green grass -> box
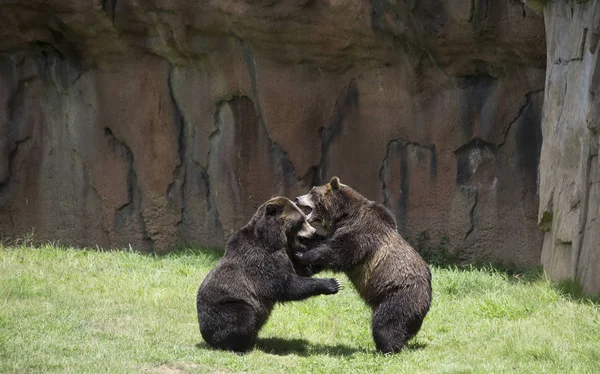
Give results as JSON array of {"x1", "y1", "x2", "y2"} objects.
[{"x1": 1, "y1": 245, "x2": 599, "y2": 373}]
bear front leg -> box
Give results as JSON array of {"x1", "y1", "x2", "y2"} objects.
[
  {"x1": 296, "y1": 233, "x2": 366, "y2": 272},
  {"x1": 294, "y1": 243, "x2": 332, "y2": 266},
  {"x1": 295, "y1": 242, "x2": 358, "y2": 272},
  {"x1": 279, "y1": 275, "x2": 341, "y2": 302}
]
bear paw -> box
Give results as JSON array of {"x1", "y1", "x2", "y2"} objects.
[
  {"x1": 294, "y1": 252, "x2": 307, "y2": 263},
  {"x1": 324, "y1": 278, "x2": 343, "y2": 294}
]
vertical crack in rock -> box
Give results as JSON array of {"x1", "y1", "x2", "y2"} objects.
[
  {"x1": 105, "y1": 127, "x2": 153, "y2": 247},
  {"x1": 484, "y1": 0, "x2": 490, "y2": 20},
  {"x1": 102, "y1": 0, "x2": 118, "y2": 24},
  {"x1": 0, "y1": 136, "x2": 31, "y2": 241},
  {"x1": 166, "y1": 67, "x2": 186, "y2": 230},
  {"x1": 379, "y1": 138, "x2": 434, "y2": 235},
  {"x1": 464, "y1": 187, "x2": 479, "y2": 241},
  {"x1": 167, "y1": 71, "x2": 225, "y2": 244},
  {"x1": 318, "y1": 79, "x2": 358, "y2": 184},
  {"x1": 8, "y1": 206, "x2": 16, "y2": 234},
  {"x1": 1, "y1": 75, "x2": 37, "y2": 189},
  {"x1": 240, "y1": 39, "x2": 266, "y2": 130},
  {"x1": 0, "y1": 136, "x2": 31, "y2": 189},
  {"x1": 70, "y1": 70, "x2": 85, "y2": 86},
  {"x1": 519, "y1": 1, "x2": 527, "y2": 18},
  {"x1": 240, "y1": 40, "x2": 298, "y2": 189},
  {"x1": 397, "y1": 142, "x2": 409, "y2": 235},
  {"x1": 591, "y1": 4, "x2": 600, "y2": 54},
  {"x1": 498, "y1": 89, "x2": 544, "y2": 148},
  {"x1": 430, "y1": 145, "x2": 438, "y2": 182},
  {"x1": 200, "y1": 104, "x2": 224, "y2": 235},
  {"x1": 302, "y1": 79, "x2": 358, "y2": 187},
  {"x1": 454, "y1": 139, "x2": 495, "y2": 247},
  {"x1": 195, "y1": 150, "x2": 224, "y2": 244},
  {"x1": 468, "y1": 0, "x2": 476, "y2": 23},
  {"x1": 495, "y1": 88, "x2": 543, "y2": 200},
  {"x1": 106, "y1": 128, "x2": 134, "y2": 212},
  {"x1": 379, "y1": 139, "x2": 395, "y2": 208},
  {"x1": 575, "y1": 153, "x2": 595, "y2": 274},
  {"x1": 571, "y1": 28, "x2": 588, "y2": 62},
  {"x1": 468, "y1": 0, "x2": 489, "y2": 27}
]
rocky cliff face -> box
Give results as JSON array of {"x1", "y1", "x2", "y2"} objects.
[
  {"x1": 0, "y1": 1, "x2": 546, "y2": 268},
  {"x1": 537, "y1": 0, "x2": 600, "y2": 295}
]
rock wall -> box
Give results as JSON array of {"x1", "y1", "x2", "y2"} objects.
[
  {"x1": 0, "y1": 1, "x2": 546, "y2": 268},
  {"x1": 537, "y1": 0, "x2": 600, "y2": 295}
]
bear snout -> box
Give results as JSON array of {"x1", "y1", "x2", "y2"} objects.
[
  {"x1": 294, "y1": 194, "x2": 315, "y2": 211},
  {"x1": 297, "y1": 222, "x2": 317, "y2": 239}
]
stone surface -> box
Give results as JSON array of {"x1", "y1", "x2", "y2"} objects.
[
  {"x1": 538, "y1": 0, "x2": 600, "y2": 295},
  {"x1": 0, "y1": 0, "x2": 546, "y2": 266}
]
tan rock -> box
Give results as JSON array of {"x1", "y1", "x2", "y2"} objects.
[{"x1": 0, "y1": 0, "x2": 546, "y2": 269}]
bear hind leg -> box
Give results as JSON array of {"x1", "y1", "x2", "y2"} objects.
[
  {"x1": 372, "y1": 314, "x2": 409, "y2": 354},
  {"x1": 200, "y1": 301, "x2": 259, "y2": 353},
  {"x1": 371, "y1": 296, "x2": 426, "y2": 354}
]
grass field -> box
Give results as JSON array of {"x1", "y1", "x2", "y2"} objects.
[{"x1": 1, "y1": 245, "x2": 599, "y2": 373}]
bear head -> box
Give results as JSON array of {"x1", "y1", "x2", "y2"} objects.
[
  {"x1": 294, "y1": 176, "x2": 363, "y2": 231},
  {"x1": 251, "y1": 196, "x2": 317, "y2": 250}
]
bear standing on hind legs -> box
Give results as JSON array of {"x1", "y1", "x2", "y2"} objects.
[
  {"x1": 196, "y1": 196, "x2": 341, "y2": 353},
  {"x1": 294, "y1": 177, "x2": 432, "y2": 353}
]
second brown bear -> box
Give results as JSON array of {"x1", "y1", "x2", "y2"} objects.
[{"x1": 294, "y1": 176, "x2": 432, "y2": 353}]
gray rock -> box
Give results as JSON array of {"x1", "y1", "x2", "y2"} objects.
[{"x1": 538, "y1": 0, "x2": 600, "y2": 296}]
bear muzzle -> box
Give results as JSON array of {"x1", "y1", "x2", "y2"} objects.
[
  {"x1": 294, "y1": 194, "x2": 315, "y2": 216},
  {"x1": 297, "y1": 221, "x2": 317, "y2": 239}
]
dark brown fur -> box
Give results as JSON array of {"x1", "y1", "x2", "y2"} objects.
[
  {"x1": 196, "y1": 196, "x2": 340, "y2": 353},
  {"x1": 288, "y1": 233, "x2": 327, "y2": 277},
  {"x1": 294, "y1": 177, "x2": 432, "y2": 353}
]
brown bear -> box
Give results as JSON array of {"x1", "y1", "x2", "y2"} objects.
[
  {"x1": 294, "y1": 177, "x2": 432, "y2": 353},
  {"x1": 196, "y1": 196, "x2": 341, "y2": 353}
]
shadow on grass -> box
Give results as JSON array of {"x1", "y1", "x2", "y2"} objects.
[
  {"x1": 195, "y1": 339, "x2": 362, "y2": 357},
  {"x1": 554, "y1": 279, "x2": 600, "y2": 304},
  {"x1": 256, "y1": 337, "x2": 364, "y2": 356},
  {"x1": 406, "y1": 340, "x2": 427, "y2": 351},
  {"x1": 197, "y1": 337, "x2": 427, "y2": 357}
]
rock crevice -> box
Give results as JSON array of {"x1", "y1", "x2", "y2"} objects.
[{"x1": 0, "y1": 0, "x2": 548, "y2": 269}]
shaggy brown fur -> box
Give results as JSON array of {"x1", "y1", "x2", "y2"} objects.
[
  {"x1": 197, "y1": 196, "x2": 341, "y2": 353},
  {"x1": 295, "y1": 177, "x2": 432, "y2": 353}
]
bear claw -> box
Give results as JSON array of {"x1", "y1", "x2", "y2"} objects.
[{"x1": 326, "y1": 278, "x2": 342, "y2": 294}]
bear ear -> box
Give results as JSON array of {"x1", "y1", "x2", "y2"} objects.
[
  {"x1": 330, "y1": 176, "x2": 340, "y2": 191},
  {"x1": 270, "y1": 194, "x2": 277, "y2": 199},
  {"x1": 265, "y1": 202, "x2": 280, "y2": 216}
]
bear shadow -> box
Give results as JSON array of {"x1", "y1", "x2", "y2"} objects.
[
  {"x1": 406, "y1": 340, "x2": 427, "y2": 351},
  {"x1": 196, "y1": 338, "x2": 427, "y2": 356},
  {"x1": 195, "y1": 338, "x2": 364, "y2": 357},
  {"x1": 255, "y1": 337, "x2": 363, "y2": 357}
]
